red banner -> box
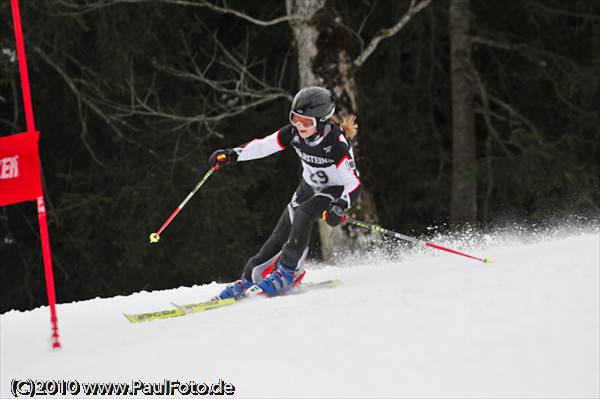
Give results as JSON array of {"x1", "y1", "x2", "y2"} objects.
[{"x1": 0, "y1": 131, "x2": 42, "y2": 206}]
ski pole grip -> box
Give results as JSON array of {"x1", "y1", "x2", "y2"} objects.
[{"x1": 212, "y1": 153, "x2": 227, "y2": 171}]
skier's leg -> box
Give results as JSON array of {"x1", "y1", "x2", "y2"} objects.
[
  {"x1": 217, "y1": 208, "x2": 292, "y2": 299},
  {"x1": 249, "y1": 186, "x2": 343, "y2": 296},
  {"x1": 240, "y1": 181, "x2": 315, "y2": 283},
  {"x1": 279, "y1": 194, "x2": 331, "y2": 268},
  {"x1": 241, "y1": 205, "x2": 292, "y2": 282}
]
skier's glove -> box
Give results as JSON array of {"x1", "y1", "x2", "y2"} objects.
[
  {"x1": 209, "y1": 149, "x2": 238, "y2": 169},
  {"x1": 322, "y1": 198, "x2": 348, "y2": 227}
]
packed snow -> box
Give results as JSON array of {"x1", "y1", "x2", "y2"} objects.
[{"x1": 1, "y1": 227, "x2": 599, "y2": 398}]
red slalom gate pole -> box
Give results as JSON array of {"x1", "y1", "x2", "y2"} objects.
[
  {"x1": 11, "y1": 0, "x2": 61, "y2": 348},
  {"x1": 344, "y1": 218, "x2": 492, "y2": 264},
  {"x1": 37, "y1": 198, "x2": 61, "y2": 347},
  {"x1": 11, "y1": 0, "x2": 35, "y2": 133}
]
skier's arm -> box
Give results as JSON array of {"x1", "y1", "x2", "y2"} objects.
[
  {"x1": 334, "y1": 137, "x2": 362, "y2": 208},
  {"x1": 236, "y1": 126, "x2": 292, "y2": 162},
  {"x1": 327, "y1": 160, "x2": 361, "y2": 227},
  {"x1": 322, "y1": 175, "x2": 361, "y2": 227},
  {"x1": 209, "y1": 126, "x2": 292, "y2": 169},
  {"x1": 323, "y1": 144, "x2": 362, "y2": 227}
]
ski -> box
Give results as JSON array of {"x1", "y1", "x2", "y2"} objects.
[
  {"x1": 123, "y1": 296, "x2": 239, "y2": 324},
  {"x1": 124, "y1": 279, "x2": 341, "y2": 324},
  {"x1": 172, "y1": 297, "x2": 239, "y2": 315},
  {"x1": 123, "y1": 307, "x2": 186, "y2": 324}
]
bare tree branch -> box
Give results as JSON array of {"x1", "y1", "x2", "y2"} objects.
[
  {"x1": 33, "y1": 45, "x2": 162, "y2": 162},
  {"x1": 96, "y1": 28, "x2": 293, "y2": 133},
  {"x1": 472, "y1": 35, "x2": 587, "y2": 79},
  {"x1": 472, "y1": 35, "x2": 597, "y2": 117},
  {"x1": 0, "y1": 75, "x2": 21, "y2": 133},
  {"x1": 52, "y1": 0, "x2": 306, "y2": 25},
  {"x1": 354, "y1": 0, "x2": 432, "y2": 67},
  {"x1": 471, "y1": 65, "x2": 512, "y2": 156},
  {"x1": 530, "y1": 1, "x2": 600, "y2": 21},
  {"x1": 471, "y1": 36, "x2": 516, "y2": 51},
  {"x1": 485, "y1": 92, "x2": 551, "y2": 158},
  {"x1": 33, "y1": 46, "x2": 106, "y2": 166}
]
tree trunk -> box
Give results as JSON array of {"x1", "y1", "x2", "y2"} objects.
[
  {"x1": 449, "y1": 0, "x2": 477, "y2": 224},
  {"x1": 287, "y1": 0, "x2": 379, "y2": 262}
]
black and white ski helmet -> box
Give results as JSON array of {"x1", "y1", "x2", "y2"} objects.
[{"x1": 291, "y1": 86, "x2": 335, "y2": 123}]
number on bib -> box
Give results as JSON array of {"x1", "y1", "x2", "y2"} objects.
[{"x1": 310, "y1": 170, "x2": 329, "y2": 184}]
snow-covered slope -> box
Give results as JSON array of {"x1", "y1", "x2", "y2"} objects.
[{"x1": 2, "y1": 230, "x2": 599, "y2": 398}]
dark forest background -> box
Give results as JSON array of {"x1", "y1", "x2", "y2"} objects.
[{"x1": 1, "y1": 0, "x2": 598, "y2": 313}]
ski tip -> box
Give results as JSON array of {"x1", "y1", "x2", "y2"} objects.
[
  {"x1": 483, "y1": 257, "x2": 493, "y2": 264},
  {"x1": 123, "y1": 313, "x2": 141, "y2": 324},
  {"x1": 300, "y1": 278, "x2": 342, "y2": 289}
]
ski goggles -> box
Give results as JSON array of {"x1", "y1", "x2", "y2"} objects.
[{"x1": 289, "y1": 111, "x2": 317, "y2": 128}]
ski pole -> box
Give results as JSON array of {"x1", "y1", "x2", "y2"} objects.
[
  {"x1": 343, "y1": 217, "x2": 492, "y2": 264},
  {"x1": 149, "y1": 155, "x2": 225, "y2": 243}
]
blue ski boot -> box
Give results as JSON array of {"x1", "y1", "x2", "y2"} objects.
[
  {"x1": 217, "y1": 279, "x2": 253, "y2": 300},
  {"x1": 245, "y1": 260, "x2": 305, "y2": 297}
]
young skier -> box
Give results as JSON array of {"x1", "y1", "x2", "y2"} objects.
[{"x1": 209, "y1": 86, "x2": 362, "y2": 298}]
